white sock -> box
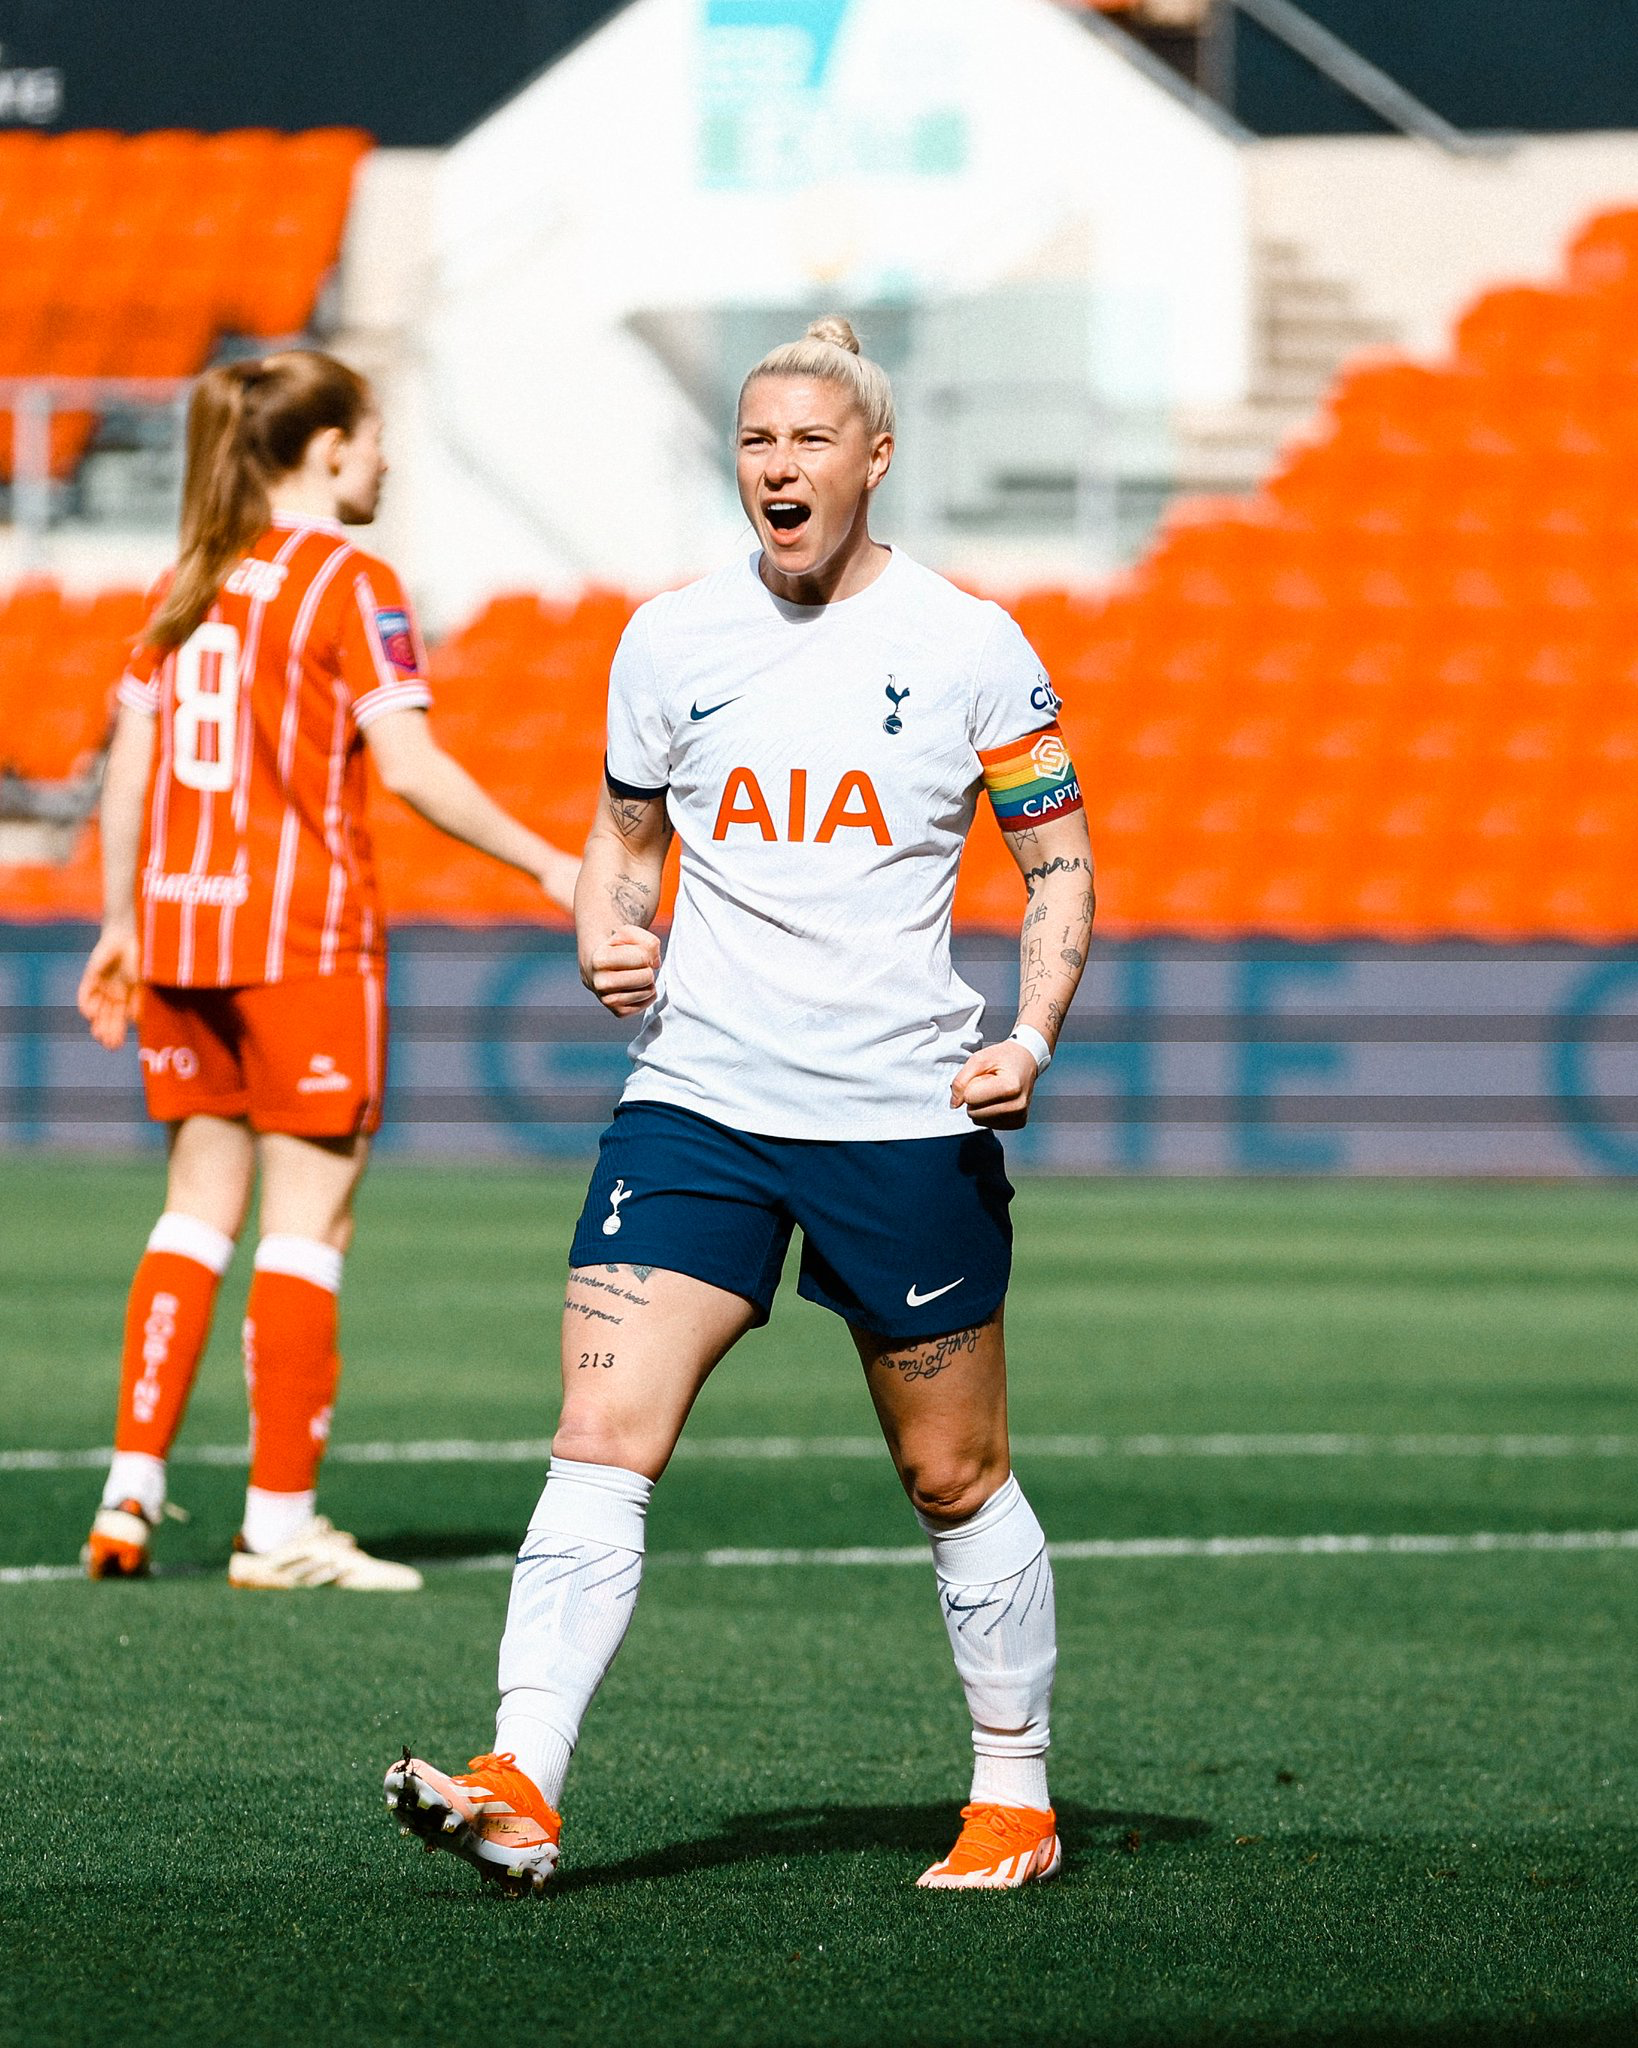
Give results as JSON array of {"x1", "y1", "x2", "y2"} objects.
[
  {"x1": 147, "y1": 1210, "x2": 236, "y2": 1273},
  {"x1": 252, "y1": 1234, "x2": 344, "y2": 1292},
  {"x1": 918, "y1": 1472, "x2": 1057, "y2": 1812},
  {"x1": 494, "y1": 1457, "x2": 653, "y2": 1807},
  {"x1": 101, "y1": 1450, "x2": 168, "y2": 1522},
  {"x1": 241, "y1": 1486, "x2": 317, "y2": 1554}
]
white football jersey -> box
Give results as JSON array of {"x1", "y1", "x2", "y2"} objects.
[{"x1": 604, "y1": 548, "x2": 1057, "y2": 1140}]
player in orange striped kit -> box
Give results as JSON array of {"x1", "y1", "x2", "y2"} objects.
[{"x1": 78, "y1": 350, "x2": 579, "y2": 1589}]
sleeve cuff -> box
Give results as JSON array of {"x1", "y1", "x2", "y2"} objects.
[
  {"x1": 605, "y1": 757, "x2": 668, "y2": 802},
  {"x1": 353, "y1": 681, "x2": 433, "y2": 730},
  {"x1": 115, "y1": 673, "x2": 160, "y2": 716}
]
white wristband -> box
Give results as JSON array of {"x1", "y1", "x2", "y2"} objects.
[{"x1": 1008, "y1": 1024, "x2": 1053, "y2": 1074}]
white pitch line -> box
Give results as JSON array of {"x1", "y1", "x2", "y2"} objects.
[
  {"x1": 6, "y1": 1432, "x2": 1638, "y2": 1476},
  {"x1": 10, "y1": 1525, "x2": 1638, "y2": 1587},
  {"x1": 696, "y1": 1528, "x2": 1638, "y2": 1567}
]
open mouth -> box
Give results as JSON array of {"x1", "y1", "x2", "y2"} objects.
[{"x1": 763, "y1": 499, "x2": 811, "y2": 536}]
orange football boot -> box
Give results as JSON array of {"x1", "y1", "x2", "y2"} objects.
[
  {"x1": 82, "y1": 1499, "x2": 154, "y2": 1579},
  {"x1": 917, "y1": 1802, "x2": 1062, "y2": 1889},
  {"x1": 384, "y1": 1749, "x2": 561, "y2": 1895}
]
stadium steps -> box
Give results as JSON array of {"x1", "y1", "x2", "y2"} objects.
[{"x1": 1175, "y1": 237, "x2": 1399, "y2": 493}]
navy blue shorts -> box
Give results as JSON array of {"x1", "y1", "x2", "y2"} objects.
[{"x1": 567, "y1": 1101, "x2": 1014, "y2": 1341}]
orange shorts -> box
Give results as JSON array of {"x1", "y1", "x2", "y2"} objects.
[{"x1": 137, "y1": 973, "x2": 387, "y2": 1138}]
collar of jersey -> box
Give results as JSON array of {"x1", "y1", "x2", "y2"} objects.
[
  {"x1": 271, "y1": 511, "x2": 350, "y2": 538},
  {"x1": 752, "y1": 542, "x2": 901, "y2": 619}
]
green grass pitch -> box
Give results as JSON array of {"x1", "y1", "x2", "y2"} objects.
[{"x1": 2, "y1": 1161, "x2": 1636, "y2": 2047}]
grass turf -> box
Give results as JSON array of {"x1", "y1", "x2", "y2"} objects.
[{"x1": 2, "y1": 1162, "x2": 1636, "y2": 2046}]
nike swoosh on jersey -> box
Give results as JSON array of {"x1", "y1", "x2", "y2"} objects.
[
  {"x1": 905, "y1": 1278, "x2": 965, "y2": 1307},
  {"x1": 689, "y1": 697, "x2": 740, "y2": 720}
]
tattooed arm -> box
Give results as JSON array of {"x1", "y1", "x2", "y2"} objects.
[
  {"x1": 1007, "y1": 807, "x2": 1096, "y2": 1052},
  {"x1": 576, "y1": 778, "x2": 675, "y2": 1016},
  {"x1": 950, "y1": 806, "x2": 1095, "y2": 1130}
]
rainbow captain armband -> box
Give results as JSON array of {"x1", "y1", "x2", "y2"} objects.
[{"x1": 979, "y1": 723, "x2": 1083, "y2": 834}]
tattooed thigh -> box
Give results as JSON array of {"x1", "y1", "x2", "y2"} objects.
[
  {"x1": 564, "y1": 1262, "x2": 655, "y2": 1339},
  {"x1": 871, "y1": 1323, "x2": 985, "y2": 1384}
]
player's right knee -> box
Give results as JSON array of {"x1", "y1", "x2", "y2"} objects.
[{"x1": 550, "y1": 1415, "x2": 663, "y2": 1479}]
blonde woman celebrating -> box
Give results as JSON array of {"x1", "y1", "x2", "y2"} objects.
[{"x1": 386, "y1": 318, "x2": 1094, "y2": 1888}]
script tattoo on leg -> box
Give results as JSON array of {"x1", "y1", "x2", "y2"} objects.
[
  {"x1": 874, "y1": 1324, "x2": 983, "y2": 1383},
  {"x1": 565, "y1": 1265, "x2": 654, "y2": 1333}
]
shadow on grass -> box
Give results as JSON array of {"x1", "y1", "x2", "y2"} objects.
[
  {"x1": 373, "y1": 1529, "x2": 516, "y2": 1563},
  {"x1": 552, "y1": 1797, "x2": 1209, "y2": 1893}
]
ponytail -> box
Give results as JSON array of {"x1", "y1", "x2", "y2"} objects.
[
  {"x1": 146, "y1": 350, "x2": 371, "y2": 651},
  {"x1": 146, "y1": 362, "x2": 271, "y2": 650}
]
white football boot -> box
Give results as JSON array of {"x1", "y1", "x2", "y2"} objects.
[{"x1": 228, "y1": 1515, "x2": 422, "y2": 1591}]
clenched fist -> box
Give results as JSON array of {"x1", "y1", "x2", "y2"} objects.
[
  {"x1": 582, "y1": 924, "x2": 661, "y2": 1018},
  {"x1": 950, "y1": 1038, "x2": 1040, "y2": 1130}
]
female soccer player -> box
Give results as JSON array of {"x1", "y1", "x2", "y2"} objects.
[
  {"x1": 386, "y1": 318, "x2": 1094, "y2": 1883},
  {"x1": 79, "y1": 349, "x2": 579, "y2": 1591}
]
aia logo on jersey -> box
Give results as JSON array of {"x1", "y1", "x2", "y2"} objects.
[
  {"x1": 713, "y1": 768, "x2": 892, "y2": 845},
  {"x1": 375, "y1": 609, "x2": 419, "y2": 677}
]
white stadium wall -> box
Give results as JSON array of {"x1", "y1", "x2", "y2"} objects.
[
  {"x1": 385, "y1": 0, "x2": 1252, "y2": 628},
  {"x1": 1247, "y1": 132, "x2": 1638, "y2": 364}
]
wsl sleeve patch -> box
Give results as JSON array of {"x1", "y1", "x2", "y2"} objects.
[
  {"x1": 979, "y1": 722, "x2": 1083, "y2": 834},
  {"x1": 374, "y1": 608, "x2": 420, "y2": 678}
]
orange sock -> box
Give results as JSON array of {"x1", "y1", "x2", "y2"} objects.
[
  {"x1": 242, "y1": 1235, "x2": 344, "y2": 1496},
  {"x1": 112, "y1": 1214, "x2": 236, "y2": 1459}
]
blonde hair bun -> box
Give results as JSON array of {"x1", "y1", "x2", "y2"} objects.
[
  {"x1": 738, "y1": 314, "x2": 894, "y2": 437},
  {"x1": 804, "y1": 315, "x2": 861, "y2": 355}
]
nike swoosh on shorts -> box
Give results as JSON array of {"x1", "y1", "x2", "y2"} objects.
[
  {"x1": 690, "y1": 698, "x2": 739, "y2": 720},
  {"x1": 905, "y1": 1278, "x2": 965, "y2": 1307}
]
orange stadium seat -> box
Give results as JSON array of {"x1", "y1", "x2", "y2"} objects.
[
  {"x1": 11, "y1": 205, "x2": 1638, "y2": 941},
  {"x1": 0, "y1": 127, "x2": 371, "y2": 480},
  {"x1": 1565, "y1": 208, "x2": 1638, "y2": 292},
  {"x1": 367, "y1": 591, "x2": 628, "y2": 928},
  {"x1": 0, "y1": 583, "x2": 141, "y2": 784},
  {"x1": 944, "y1": 206, "x2": 1638, "y2": 943}
]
